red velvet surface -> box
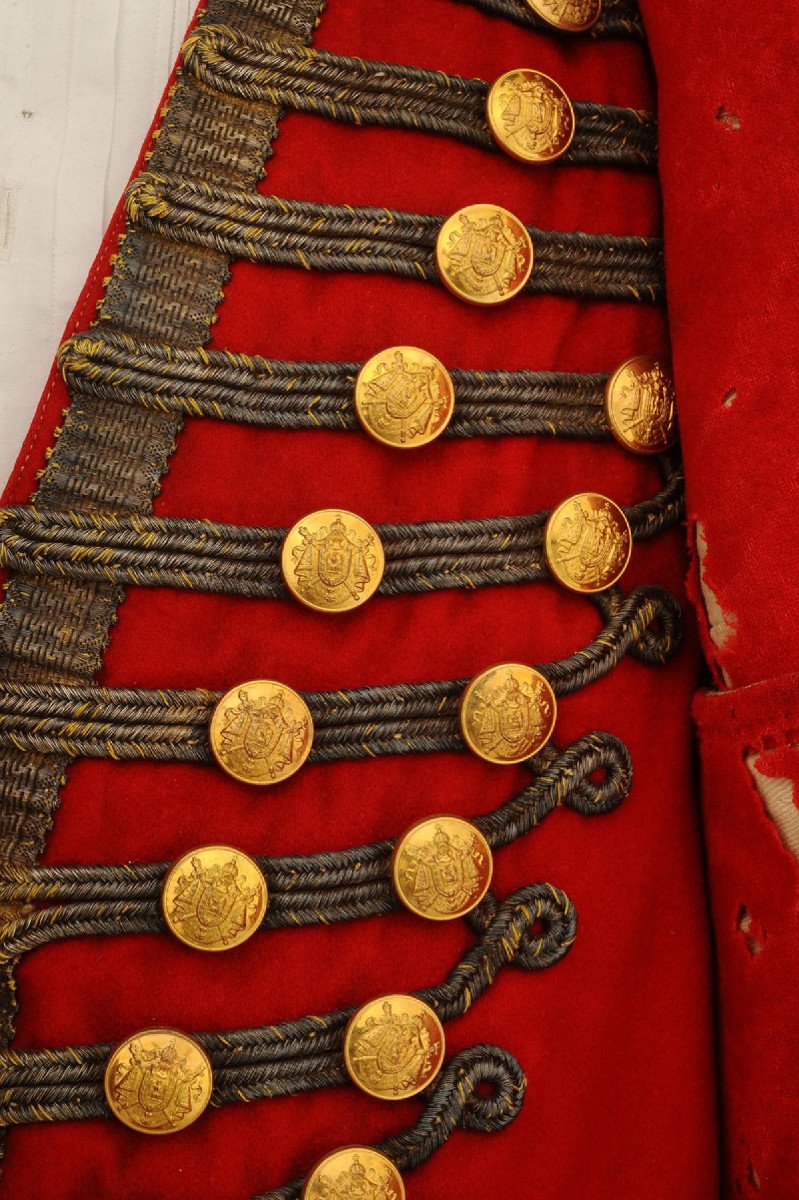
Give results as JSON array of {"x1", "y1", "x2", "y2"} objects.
[{"x1": 0, "y1": 3, "x2": 723, "y2": 1198}]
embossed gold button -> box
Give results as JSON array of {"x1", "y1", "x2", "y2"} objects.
[
  {"x1": 544, "y1": 493, "x2": 632, "y2": 593},
  {"x1": 344, "y1": 993, "x2": 446, "y2": 1100},
  {"x1": 355, "y1": 346, "x2": 455, "y2": 449},
  {"x1": 104, "y1": 1029, "x2": 212, "y2": 1134},
  {"x1": 281, "y1": 509, "x2": 385, "y2": 612},
  {"x1": 435, "y1": 204, "x2": 533, "y2": 306},
  {"x1": 604, "y1": 354, "x2": 678, "y2": 455},
  {"x1": 460, "y1": 663, "x2": 557, "y2": 764},
  {"x1": 523, "y1": 0, "x2": 602, "y2": 33},
  {"x1": 302, "y1": 1147, "x2": 406, "y2": 1200},
  {"x1": 392, "y1": 815, "x2": 493, "y2": 921},
  {"x1": 210, "y1": 680, "x2": 313, "y2": 785},
  {"x1": 162, "y1": 846, "x2": 267, "y2": 951},
  {"x1": 487, "y1": 70, "x2": 575, "y2": 164}
]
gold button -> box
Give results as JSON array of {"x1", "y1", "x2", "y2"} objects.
[
  {"x1": 460, "y1": 663, "x2": 557, "y2": 763},
  {"x1": 392, "y1": 816, "x2": 493, "y2": 920},
  {"x1": 281, "y1": 509, "x2": 385, "y2": 612},
  {"x1": 544, "y1": 493, "x2": 632, "y2": 593},
  {"x1": 162, "y1": 846, "x2": 267, "y2": 951},
  {"x1": 104, "y1": 1029, "x2": 212, "y2": 1134},
  {"x1": 344, "y1": 993, "x2": 446, "y2": 1100},
  {"x1": 355, "y1": 346, "x2": 455, "y2": 449},
  {"x1": 210, "y1": 680, "x2": 313, "y2": 785},
  {"x1": 436, "y1": 204, "x2": 533, "y2": 305},
  {"x1": 302, "y1": 1148, "x2": 405, "y2": 1200},
  {"x1": 604, "y1": 355, "x2": 678, "y2": 455},
  {"x1": 523, "y1": 0, "x2": 602, "y2": 33},
  {"x1": 487, "y1": 70, "x2": 575, "y2": 164}
]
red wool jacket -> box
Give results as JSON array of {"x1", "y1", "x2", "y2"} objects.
[{"x1": 0, "y1": 2, "x2": 796, "y2": 1198}]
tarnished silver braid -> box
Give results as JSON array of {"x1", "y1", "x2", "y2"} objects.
[
  {"x1": 0, "y1": 460, "x2": 683, "y2": 600},
  {"x1": 0, "y1": 885, "x2": 571, "y2": 1125},
  {"x1": 125, "y1": 173, "x2": 664, "y2": 302},
  {"x1": 0, "y1": 587, "x2": 681, "y2": 764},
  {"x1": 58, "y1": 328, "x2": 615, "y2": 441},
  {"x1": 254, "y1": 1044, "x2": 526, "y2": 1200},
  {"x1": 182, "y1": 27, "x2": 656, "y2": 168},
  {"x1": 0, "y1": 733, "x2": 626, "y2": 959},
  {"x1": 455, "y1": 0, "x2": 644, "y2": 38}
]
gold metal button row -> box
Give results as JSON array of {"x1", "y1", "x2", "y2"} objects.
[
  {"x1": 356, "y1": 349, "x2": 676, "y2": 453},
  {"x1": 209, "y1": 662, "x2": 560, "y2": 786}
]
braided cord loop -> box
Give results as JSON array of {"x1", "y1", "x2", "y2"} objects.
[{"x1": 124, "y1": 172, "x2": 664, "y2": 303}]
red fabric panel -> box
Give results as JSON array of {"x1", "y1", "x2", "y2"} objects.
[
  {"x1": 1, "y1": 4, "x2": 719, "y2": 1199},
  {"x1": 642, "y1": 4, "x2": 799, "y2": 1196}
]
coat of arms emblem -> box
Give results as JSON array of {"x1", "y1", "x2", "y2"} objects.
[
  {"x1": 538, "y1": 0, "x2": 597, "y2": 23},
  {"x1": 497, "y1": 74, "x2": 570, "y2": 158},
  {"x1": 217, "y1": 686, "x2": 309, "y2": 781},
  {"x1": 108, "y1": 1037, "x2": 206, "y2": 1132},
  {"x1": 618, "y1": 361, "x2": 675, "y2": 450},
  {"x1": 443, "y1": 210, "x2": 528, "y2": 299},
  {"x1": 290, "y1": 513, "x2": 378, "y2": 608},
  {"x1": 348, "y1": 1000, "x2": 441, "y2": 1096},
  {"x1": 469, "y1": 671, "x2": 553, "y2": 760},
  {"x1": 360, "y1": 351, "x2": 449, "y2": 443},
  {"x1": 307, "y1": 1153, "x2": 401, "y2": 1200},
  {"x1": 166, "y1": 853, "x2": 264, "y2": 948},
  {"x1": 550, "y1": 499, "x2": 627, "y2": 589},
  {"x1": 399, "y1": 823, "x2": 484, "y2": 917}
]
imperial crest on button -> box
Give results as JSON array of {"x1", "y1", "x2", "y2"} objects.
[
  {"x1": 210, "y1": 680, "x2": 314, "y2": 785},
  {"x1": 161, "y1": 846, "x2": 267, "y2": 951},
  {"x1": 344, "y1": 993, "x2": 446, "y2": 1100},
  {"x1": 545, "y1": 493, "x2": 632, "y2": 593},
  {"x1": 605, "y1": 354, "x2": 678, "y2": 455},
  {"x1": 282, "y1": 509, "x2": 385, "y2": 612},
  {"x1": 302, "y1": 1147, "x2": 406, "y2": 1200},
  {"x1": 487, "y1": 70, "x2": 575, "y2": 164},
  {"x1": 523, "y1": 0, "x2": 602, "y2": 33},
  {"x1": 104, "y1": 1029, "x2": 213, "y2": 1135},
  {"x1": 392, "y1": 815, "x2": 493, "y2": 920},
  {"x1": 355, "y1": 346, "x2": 455, "y2": 448},
  {"x1": 436, "y1": 204, "x2": 533, "y2": 305},
  {"x1": 460, "y1": 663, "x2": 557, "y2": 764}
]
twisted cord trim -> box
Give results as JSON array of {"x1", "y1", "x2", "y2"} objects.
[
  {"x1": 0, "y1": 885, "x2": 569, "y2": 1124},
  {"x1": 124, "y1": 172, "x2": 664, "y2": 303},
  {"x1": 182, "y1": 27, "x2": 656, "y2": 168},
  {"x1": 58, "y1": 328, "x2": 613, "y2": 440},
  {"x1": 0, "y1": 733, "x2": 628, "y2": 958},
  {"x1": 455, "y1": 0, "x2": 644, "y2": 39},
  {"x1": 0, "y1": 461, "x2": 683, "y2": 599},
  {"x1": 254, "y1": 1043, "x2": 526, "y2": 1199},
  {"x1": 0, "y1": 586, "x2": 682, "y2": 764}
]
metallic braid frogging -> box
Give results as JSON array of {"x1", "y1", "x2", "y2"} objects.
[
  {"x1": 253, "y1": 1044, "x2": 526, "y2": 1200},
  {"x1": 124, "y1": 172, "x2": 664, "y2": 303},
  {"x1": 0, "y1": 886, "x2": 570, "y2": 1125},
  {"x1": 182, "y1": 27, "x2": 656, "y2": 168},
  {"x1": 455, "y1": 0, "x2": 644, "y2": 39},
  {"x1": 58, "y1": 328, "x2": 614, "y2": 440},
  {"x1": 0, "y1": 461, "x2": 683, "y2": 601},
  {"x1": 0, "y1": 733, "x2": 627, "y2": 958},
  {"x1": 0, "y1": 586, "x2": 681, "y2": 764}
]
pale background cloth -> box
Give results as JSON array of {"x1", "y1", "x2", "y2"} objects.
[{"x1": 0, "y1": 0, "x2": 194, "y2": 486}]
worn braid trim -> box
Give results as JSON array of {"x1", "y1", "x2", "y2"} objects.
[
  {"x1": 124, "y1": 172, "x2": 664, "y2": 302},
  {"x1": 57, "y1": 327, "x2": 612, "y2": 440},
  {"x1": 0, "y1": 885, "x2": 569, "y2": 1126},
  {"x1": 182, "y1": 26, "x2": 656, "y2": 168},
  {"x1": 0, "y1": 733, "x2": 626, "y2": 959},
  {"x1": 456, "y1": 0, "x2": 644, "y2": 39},
  {"x1": 0, "y1": 461, "x2": 683, "y2": 599},
  {"x1": 0, "y1": 586, "x2": 681, "y2": 764},
  {"x1": 255, "y1": 1043, "x2": 526, "y2": 1200}
]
